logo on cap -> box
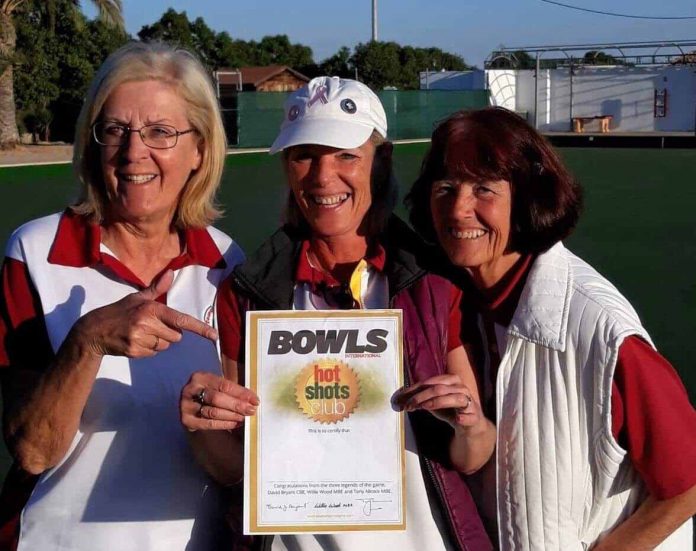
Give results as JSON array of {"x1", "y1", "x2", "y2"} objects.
[
  {"x1": 340, "y1": 99, "x2": 357, "y2": 114},
  {"x1": 308, "y1": 84, "x2": 329, "y2": 108},
  {"x1": 288, "y1": 105, "x2": 300, "y2": 121}
]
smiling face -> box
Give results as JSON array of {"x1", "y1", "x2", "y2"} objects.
[
  {"x1": 430, "y1": 178, "x2": 521, "y2": 289},
  {"x1": 284, "y1": 140, "x2": 377, "y2": 239},
  {"x1": 99, "y1": 80, "x2": 202, "y2": 226}
]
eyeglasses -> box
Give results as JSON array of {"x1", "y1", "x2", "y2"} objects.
[{"x1": 92, "y1": 122, "x2": 196, "y2": 149}]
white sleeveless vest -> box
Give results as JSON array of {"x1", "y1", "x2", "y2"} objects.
[
  {"x1": 6, "y1": 213, "x2": 244, "y2": 551},
  {"x1": 493, "y1": 242, "x2": 692, "y2": 551}
]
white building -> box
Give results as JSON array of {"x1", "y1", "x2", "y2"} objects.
[
  {"x1": 419, "y1": 70, "x2": 486, "y2": 91},
  {"x1": 487, "y1": 65, "x2": 696, "y2": 132}
]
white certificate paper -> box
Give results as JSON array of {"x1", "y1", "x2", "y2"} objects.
[{"x1": 244, "y1": 310, "x2": 405, "y2": 534}]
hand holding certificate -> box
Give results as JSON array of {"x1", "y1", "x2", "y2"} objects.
[{"x1": 244, "y1": 310, "x2": 405, "y2": 534}]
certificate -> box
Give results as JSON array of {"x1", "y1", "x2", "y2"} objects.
[{"x1": 244, "y1": 310, "x2": 405, "y2": 534}]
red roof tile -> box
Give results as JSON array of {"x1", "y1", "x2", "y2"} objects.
[{"x1": 216, "y1": 65, "x2": 309, "y2": 87}]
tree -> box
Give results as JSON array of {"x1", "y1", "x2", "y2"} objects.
[
  {"x1": 0, "y1": 0, "x2": 123, "y2": 147},
  {"x1": 257, "y1": 34, "x2": 313, "y2": 67},
  {"x1": 211, "y1": 31, "x2": 246, "y2": 68},
  {"x1": 670, "y1": 50, "x2": 696, "y2": 65},
  {"x1": 351, "y1": 41, "x2": 402, "y2": 89},
  {"x1": 138, "y1": 10, "x2": 245, "y2": 69},
  {"x1": 582, "y1": 50, "x2": 624, "y2": 66},
  {"x1": 138, "y1": 9, "x2": 198, "y2": 59},
  {"x1": 139, "y1": 10, "x2": 315, "y2": 72},
  {"x1": 396, "y1": 46, "x2": 468, "y2": 89},
  {"x1": 349, "y1": 41, "x2": 469, "y2": 90},
  {"x1": 488, "y1": 49, "x2": 536, "y2": 69},
  {"x1": 12, "y1": 9, "x2": 60, "y2": 142},
  {"x1": 13, "y1": 1, "x2": 127, "y2": 142},
  {"x1": 319, "y1": 46, "x2": 352, "y2": 79}
]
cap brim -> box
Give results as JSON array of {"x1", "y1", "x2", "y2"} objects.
[{"x1": 269, "y1": 119, "x2": 375, "y2": 154}]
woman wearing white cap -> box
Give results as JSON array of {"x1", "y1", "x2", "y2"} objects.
[{"x1": 179, "y1": 76, "x2": 495, "y2": 551}]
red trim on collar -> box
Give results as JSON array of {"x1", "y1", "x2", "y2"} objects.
[
  {"x1": 179, "y1": 227, "x2": 227, "y2": 270},
  {"x1": 47, "y1": 210, "x2": 225, "y2": 288},
  {"x1": 47, "y1": 210, "x2": 101, "y2": 267},
  {"x1": 479, "y1": 254, "x2": 533, "y2": 327},
  {"x1": 296, "y1": 240, "x2": 338, "y2": 287},
  {"x1": 294, "y1": 240, "x2": 386, "y2": 289},
  {"x1": 368, "y1": 242, "x2": 386, "y2": 272}
]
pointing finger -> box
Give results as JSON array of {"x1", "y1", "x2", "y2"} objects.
[{"x1": 155, "y1": 304, "x2": 218, "y2": 341}]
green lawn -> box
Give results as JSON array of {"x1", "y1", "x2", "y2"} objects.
[
  {"x1": 1, "y1": 146, "x2": 694, "y2": 389},
  {"x1": 1, "y1": 146, "x2": 694, "y2": 390},
  {"x1": 0, "y1": 146, "x2": 694, "y2": 473}
]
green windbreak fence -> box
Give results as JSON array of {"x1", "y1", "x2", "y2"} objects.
[
  {"x1": 379, "y1": 90, "x2": 488, "y2": 140},
  {"x1": 229, "y1": 90, "x2": 489, "y2": 148},
  {"x1": 234, "y1": 92, "x2": 285, "y2": 148}
]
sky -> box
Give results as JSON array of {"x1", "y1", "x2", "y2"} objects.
[{"x1": 84, "y1": 0, "x2": 696, "y2": 67}]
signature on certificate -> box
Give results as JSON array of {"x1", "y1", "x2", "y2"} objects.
[
  {"x1": 266, "y1": 502, "x2": 308, "y2": 512},
  {"x1": 356, "y1": 497, "x2": 392, "y2": 516},
  {"x1": 314, "y1": 502, "x2": 351, "y2": 509}
]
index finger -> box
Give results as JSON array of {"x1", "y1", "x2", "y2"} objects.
[
  {"x1": 417, "y1": 374, "x2": 463, "y2": 386},
  {"x1": 392, "y1": 383, "x2": 434, "y2": 409},
  {"x1": 155, "y1": 304, "x2": 218, "y2": 341},
  {"x1": 217, "y1": 377, "x2": 260, "y2": 405},
  {"x1": 392, "y1": 374, "x2": 464, "y2": 409}
]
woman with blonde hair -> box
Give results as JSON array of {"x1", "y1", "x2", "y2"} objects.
[{"x1": 0, "y1": 41, "x2": 243, "y2": 550}]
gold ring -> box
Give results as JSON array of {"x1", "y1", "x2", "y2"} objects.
[{"x1": 153, "y1": 335, "x2": 160, "y2": 351}]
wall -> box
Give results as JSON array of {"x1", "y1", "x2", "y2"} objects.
[
  {"x1": 419, "y1": 70, "x2": 486, "y2": 90},
  {"x1": 380, "y1": 90, "x2": 488, "y2": 139},
  {"x1": 496, "y1": 65, "x2": 696, "y2": 132},
  {"x1": 232, "y1": 90, "x2": 489, "y2": 148},
  {"x1": 656, "y1": 66, "x2": 696, "y2": 132},
  {"x1": 255, "y1": 72, "x2": 307, "y2": 92},
  {"x1": 487, "y1": 70, "x2": 517, "y2": 111}
]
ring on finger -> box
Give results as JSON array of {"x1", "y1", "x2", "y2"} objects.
[
  {"x1": 194, "y1": 388, "x2": 207, "y2": 405},
  {"x1": 152, "y1": 335, "x2": 160, "y2": 351},
  {"x1": 455, "y1": 395, "x2": 472, "y2": 415}
]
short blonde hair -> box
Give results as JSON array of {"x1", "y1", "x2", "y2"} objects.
[{"x1": 72, "y1": 41, "x2": 227, "y2": 228}]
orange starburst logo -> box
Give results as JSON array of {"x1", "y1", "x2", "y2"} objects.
[{"x1": 295, "y1": 359, "x2": 360, "y2": 424}]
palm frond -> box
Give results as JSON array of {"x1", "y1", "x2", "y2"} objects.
[
  {"x1": 2, "y1": 0, "x2": 28, "y2": 15},
  {"x1": 91, "y1": 0, "x2": 123, "y2": 30}
]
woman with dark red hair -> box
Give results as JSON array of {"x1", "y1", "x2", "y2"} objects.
[{"x1": 406, "y1": 107, "x2": 696, "y2": 551}]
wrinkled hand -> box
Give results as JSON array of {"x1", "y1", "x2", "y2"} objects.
[
  {"x1": 392, "y1": 374, "x2": 485, "y2": 431},
  {"x1": 180, "y1": 371, "x2": 259, "y2": 432},
  {"x1": 72, "y1": 270, "x2": 217, "y2": 358}
]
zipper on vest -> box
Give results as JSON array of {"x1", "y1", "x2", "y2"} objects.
[
  {"x1": 479, "y1": 313, "x2": 504, "y2": 548},
  {"x1": 388, "y1": 271, "x2": 424, "y2": 302},
  {"x1": 423, "y1": 455, "x2": 469, "y2": 551},
  {"x1": 230, "y1": 273, "x2": 275, "y2": 310}
]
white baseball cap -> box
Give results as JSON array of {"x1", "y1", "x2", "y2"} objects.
[{"x1": 269, "y1": 76, "x2": 388, "y2": 154}]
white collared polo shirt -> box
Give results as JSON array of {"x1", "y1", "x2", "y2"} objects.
[{"x1": 0, "y1": 211, "x2": 245, "y2": 551}]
